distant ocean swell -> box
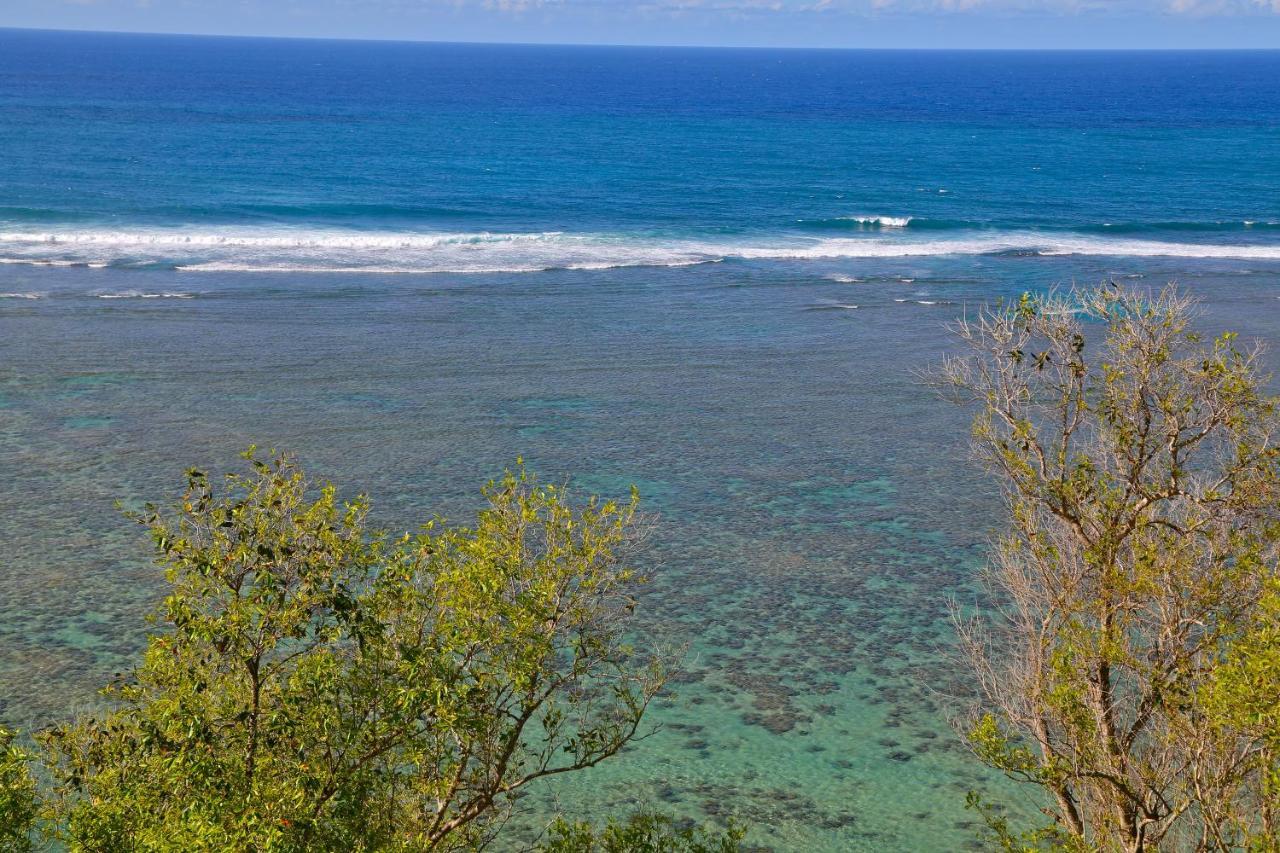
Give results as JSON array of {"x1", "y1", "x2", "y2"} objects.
[{"x1": 1, "y1": 227, "x2": 1279, "y2": 274}]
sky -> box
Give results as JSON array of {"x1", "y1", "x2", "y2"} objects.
[{"x1": 3, "y1": 0, "x2": 1280, "y2": 48}]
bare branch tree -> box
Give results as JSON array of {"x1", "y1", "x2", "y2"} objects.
[{"x1": 939, "y1": 284, "x2": 1280, "y2": 852}]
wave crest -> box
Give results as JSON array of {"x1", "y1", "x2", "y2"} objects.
[
  {"x1": 1, "y1": 226, "x2": 1278, "y2": 273},
  {"x1": 841, "y1": 215, "x2": 912, "y2": 228},
  {"x1": 95, "y1": 290, "x2": 196, "y2": 299}
]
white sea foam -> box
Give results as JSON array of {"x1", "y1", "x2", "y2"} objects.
[
  {"x1": 840, "y1": 215, "x2": 912, "y2": 228},
  {"x1": 175, "y1": 258, "x2": 716, "y2": 275},
  {"x1": 1030, "y1": 237, "x2": 1280, "y2": 259},
  {"x1": 0, "y1": 258, "x2": 86, "y2": 267},
  {"x1": 0, "y1": 292, "x2": 42, "y2": 299},
  {"x1": 0, "y1": 226, "x2": 1278, "y2": 273},
  {"x1": 96, "y1": 291, "x2": 196, "y2": 299},
  {"x1": 0, "y1": 229, "x2": 576, "y2": 249},
  {"x1": 826, "y1": 274, "x2": 863, "y2": 283},
  {"x1": 731, "y1": 236, "x2": 1280, "y2": 262}
]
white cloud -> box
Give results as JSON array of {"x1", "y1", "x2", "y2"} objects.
[
  {"x1": 814, "y1": 0, "x2": 1280, "y2": 12},
  {"x1": 756, "y1": 0, "x2": 1280, "y2": 12},
  {"x1": 1165, "y1": 0, "x2": 1279, "y2": 12}
]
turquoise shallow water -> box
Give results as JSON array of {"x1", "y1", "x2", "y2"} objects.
[
  {"x1": 5, "y1": 259, "x2": 1280, "y2": 849},
  {"x1": 2, "y1": 30, "x2": 1280, "y2": 850}
]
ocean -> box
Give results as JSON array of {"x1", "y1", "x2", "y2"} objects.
[{"x1": 1, "y1": 29, "x2": 1279, "y2": 849}]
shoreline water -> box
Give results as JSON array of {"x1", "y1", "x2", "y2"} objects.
[{"x1": 6, "y1": 260, "x2": 1280, "y2": 848}]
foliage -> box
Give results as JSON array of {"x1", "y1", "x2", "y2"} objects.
[
  {"x1": 941, "y1": 284, "x2": 1280, "y2": 850},
  {"x1": 38, "y1": 450, "x2": 664, "y2": 851},
  {"x1": 538, "y1": 812, "x2": 743, "y2": 853},
  {"x1": 0, "y1": 727, "x2": 36, "y2": 853},
  {"x1": 965, "y1": 791, "x2": 1089, "y2": 853},
  {"x1": 1204, "y1": 578, "x2": 1280, "y2": 851}
]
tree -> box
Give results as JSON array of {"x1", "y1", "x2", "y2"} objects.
[
  {"x1": 1204, "y1": 577, "x2": 1280, "y2": 851},
  {"x1": 538, "y1": 813, "x2": 743, "y2": 852},
  {"x1": 940, "y1": 284, "x2": 1280, "y2": 851},
  {"x1": 0, "y1": 726, "x2": 36, "y2": 853},
  {"x1": 40, "y1": 450, "x2": 665, "y2": 851}
]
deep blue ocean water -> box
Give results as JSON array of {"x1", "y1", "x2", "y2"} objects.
[
  {"x1": 3, "y1": 32, "x2": 1280, "y2": 272},
  {"x1": 2, "y1": 29, "x2": 1280, "y2": 850}
]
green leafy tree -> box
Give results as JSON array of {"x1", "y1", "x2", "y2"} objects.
[
  {"x1": 1204, "y1": 578, "x2": 1280, "y2": 851},
  {"x1": 941, "y1": 284, "x2": 1280, "y2": 850},
  {"x1": 40, "y1": 450, "x2": 665, "y2": 851},
  {"x1": 538, "y1": 813, "x2": 743, "y2": 853},
  {"x1": 0, "y1": 726, "x2": 36, "y2": 853}
]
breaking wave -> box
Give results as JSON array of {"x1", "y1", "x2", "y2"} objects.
[
  {"x1": 95, "y1": 290, "x2": 196, "y2": 299},
  {"x1": 838, "y1": 215, "x2": 913, "y2": 229},
  {"x1": 0, "y1": 226, "x2": 1278, "y2": 273},
  {"x1": 799, "y1": 217, "x2": 1280, "y2": 235}
]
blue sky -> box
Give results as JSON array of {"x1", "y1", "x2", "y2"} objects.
[{"x1": 4, "y1": 0, "x2": 1280, "y2": 48}]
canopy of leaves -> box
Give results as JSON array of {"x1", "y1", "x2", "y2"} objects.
[
  {"x1": 538, "y1": 813, "x2": 743, "y2": 853},
  {"x1": 0, "y1": 727, "x2": 35, "y2": 853},
  {"x1": 38, "y1": 450, "x2": 665, "y2": 852}
]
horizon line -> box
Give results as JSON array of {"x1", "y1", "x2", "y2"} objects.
[{"x1": 4, "y1": 25, "x2": 1280, "y2": 52}]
